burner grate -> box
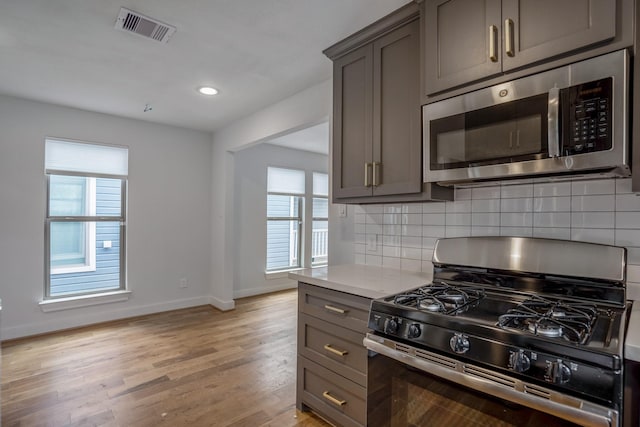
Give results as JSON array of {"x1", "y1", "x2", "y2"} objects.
[
  {"x1": 390, "y1": 282, "x2": 485, "y2": 315},
  {"x1": 497, "y1": 296, "x2": 597, "y2": 344}
]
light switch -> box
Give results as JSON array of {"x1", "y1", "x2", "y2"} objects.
[{"x1": 338, "y1": 204, "x2": 347, "y2": 218}]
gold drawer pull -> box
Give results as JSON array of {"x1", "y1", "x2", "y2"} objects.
[
  {"x1": 322, "y1": 391, "x2": 346, "y2": 407},
  {"x1": 324, "y1": 304, "x2": 347, "y2": 315},
  {"x1": 324, "y1": 344, "x2": 348, "y2": 357}
]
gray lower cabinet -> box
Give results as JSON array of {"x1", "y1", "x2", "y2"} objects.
[
  {"x1": 424, "y1": 0, "x2": 619, "y2": 95},
  {"x1": 296, "y1": 282, "x2": 371, "y2": 427}
]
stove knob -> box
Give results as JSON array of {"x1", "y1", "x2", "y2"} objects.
[
  {"x1": 508, "y1": 350, "x2": 531, "y2": 373},
  {"x1": 449, "y1": 333, "x2": 470, "y2": 354},
  {"x1": 407, "y1": 323, "x2": 421, "y2": 338},
  {"x1": 384, "y1": 317, "x2": 399, "y2": 335},
  {"x1": 544, "y1": 360, "x2": 571, "y2": 384}
]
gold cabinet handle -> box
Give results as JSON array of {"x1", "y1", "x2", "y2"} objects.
[
  {"x1": 505, "y1": 19, "x2": 515, "y2": 57},
  {"x1": 324, "y1": 304, "x2": 347, "y2": 314},
  {"x1": 322, "y1": 391, "x2": 346, "y2": 407},
  {"x1": 324, "y1": 344, "x2": 348, "y2": 357},
  {"x1": 372, "y1": 161, "x2": 380, "y2": 187},
  {"x1": 364, "y1": 163, "x2": 371, "y2": 187},
  {"x1": 489, "y1": 25, "x2": 498, "y2": 62}
]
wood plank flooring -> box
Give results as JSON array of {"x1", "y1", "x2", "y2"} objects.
[{"x1": 2, "y1": 290, "x2": 331, "y2": 427}]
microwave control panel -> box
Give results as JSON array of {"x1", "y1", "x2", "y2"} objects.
[{"x1": 562, "y1": 77, "x2": 613, "y2": 155}]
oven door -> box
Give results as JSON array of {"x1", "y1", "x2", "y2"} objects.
[{"x1": 364, "y1": 335, "x2": 618, "y2": 427}]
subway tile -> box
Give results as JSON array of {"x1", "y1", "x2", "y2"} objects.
[
  {"x1": 571, "y1": 228, "x2": 615, "y2": 245},
  {"x1": 472, "y1": 212, "x2": 500, "y2": 227},
  {"x1": 533, "y1": 196, "x2": 571, "y2": 212},
  {"x1": 533, "y1": 182, "x2": 571, "y2": 197},
  {"x1": 446, "y1": 200, "x2": 472, "y2": 213},
  {"x1": 354, "y1": 233, "x2": 366, "y2": 244},
  {"x1": 627, "y1": 265, "x2": 640, "y2": 284},
  {"x1": 501, "y1": 183, "x2": 533, "y2": 198},
  {"x1": 571, "y1": 195, "x2": 615, "y2": 212},
  {"x1": 472, "y1": 198, "x2": 501, "y2": 213},
  {"x1": 354, "y1": 213, "x2": 366, "y2": 224},
  {"x1": 533, "y1": 212, "x2": 570, "y2": 228},
  {"x1": 571, "y1": 212, "x2": 614, "y2": 229},
  {"x1": 383, "y1": 213, "x2": 401, "y2": 225},
  {"x1": 402, "y1": 204, "x2": 423, "y2": 214},
  {"x1": 446, "y1": 213, "x2": 471, "y2": 226},
  {"x1": 422, "y1": 248, "x2": 435, "y2": 260},
  {"x1": 352, "y1": 205, "x2": 366, "y2": 214},
  {"x1": 472, "y1": 186, "x2": 501, "y2": 200},
  {"x1": 445, "y1": 226, "x2": 472, "y2": 237},
  {"x1": 455, "y1": 188, "x2": 472, "y2": 200},
  {"x1": 401, "y1": 247, "x2": 422, "y2": 260},
  {"x1": 355, "y1": 224, "x2": 366, "y2": 234},
  {"x1": 471, "y1": 226, "x2": 501, "y2": 236},
  {"x1": 615, "y1": 229, "x2": 640, "y2": 247},
  {"x1": 423, "y1": 213, "x2": 446, "y2": 226},
  {"x1": 422, "y1": 237, "x2": 439, "y2": 249},
  {"x1": 616, "y1": 193, "x2": 640, "y2": 211},
  {"x1": 383, "y1": 204, "x2": 402, "y2": 214},
  {"x1": 364, "y1": 205, "x2": 384, "y2": 214},
  {"x1": 383, "y1": 246, "x2": 402, "y2": 258},
  {"x1": 627, "y1": 282, "x2": 640, "y2": 301},
  {"x1": 354, "y1": 243, "x2": 366, "y2": 254},
  {"x1": 501, "y1": 198, "x2": 533, "y2": 213},
  {"x1": 423, "y1": 225, "x2": 446, "y2": 238},
  {"x1": 533, "y1": 227, "x2": 571, "y2": 240},
  {"x1": 422, "y1": 202, "x2": 446, "y2": 213},
  {"x1": 571, "y1": 179, "x2": 615, "y2": 196},
  {"x1": 354, "y1": 253, "x2": 366, "y2": 265},
  {"x1": 365, "y1": 255, "x2": 382, "y2": 266},
  {"x1": 367, "y1": 223, "x2": 383, "y2": 235},
  {"x1": 367, "y1": 213, "x2": 383, "y2": 224},
  {"x1": 382, "y1": 235, "x2": 401, "y2": 247},
  {"x1": 401, "y1": 225, "x2": 422, "y2": 237},
  {"x1": 402, "y1": 213, "x2": 422, "y2": 226},
  {"x1": 382, "y1": 256, "x2": 401, "y2": 269},
  {"x1": 501, "y1": 212, "x2": 533, "y2": 227},
  {"x1": 401, "y1": 258, "x2": 422, "y2": 272},
  {"x1": 616, "y1": 212, "x2": 640, "y2": 229},
  {"x1": 616, "y1": 178, "x2": 633, "y2": 194},
  {"x1": 500, "y1": 227, "x2": 533, "y2": 237},
  {"x1": 422, "y1": 260, "x2": 434, "y2": 275},
  {"x1": 402, "y1": 236, "x2": 422, "y2": 248},
  {"x1": 626, "y1": 248, "x2": 640, "y2": 265},
  {"x1": 382, "y1": 224, "x2": 400, "y2": 236}
]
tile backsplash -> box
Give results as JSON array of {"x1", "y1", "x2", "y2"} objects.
[{"x1": 352, "y1": 177, "x2": 640, "y2": 299}]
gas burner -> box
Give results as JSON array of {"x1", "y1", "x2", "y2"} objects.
[
  {"x1": 389, "y1": 282, "x2": 485, "y2": 315},
  {"x1": 497, "y1": 296, "x2": 597, "y2": 344},
  {"x1": 418, "y1": 298, "x2": 444, "y2": 312}
]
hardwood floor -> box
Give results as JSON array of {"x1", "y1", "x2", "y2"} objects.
[{"x1": 2, "y1": 290, "x2": 331, "y2": 427}]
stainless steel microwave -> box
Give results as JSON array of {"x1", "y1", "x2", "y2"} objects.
[{"x1": 423, "y1": 49, "x2": 630, "y2": 185}]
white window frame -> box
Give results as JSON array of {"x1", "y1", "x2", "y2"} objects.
[{"x1": 50, "y1": 177, "x2": 97, "y2": 275}]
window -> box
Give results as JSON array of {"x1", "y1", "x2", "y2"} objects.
[
  {"x1": 44, "y1": 138, "x2": 128, "y2": 299},
  {"x1": 266, "y1": 167, "x2": 304, "y2": 271},
  {"x1": 312, "y1": 172, "x2": 328, "y2": 266},
  {"x1": 265, "y1": 168, "x2": 329, "y2": 272}
]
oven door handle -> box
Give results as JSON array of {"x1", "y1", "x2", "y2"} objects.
[
  {"x1": 548, "y1": 86, "x2": 561, "y2": 158},
  {"x1": 363, "y1": 335, "x2": 616, "y2": 427}
]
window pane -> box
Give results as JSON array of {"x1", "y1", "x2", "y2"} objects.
[
  {"x1": 267, "y1": 194, "x2": 301, "y2": 218},
  {"x1": 312, "y1": 220, "x2": 328, "y2": 266},
  {"x1": 50, "y1": 221, "x2": 121, "y2": 296},
  {"x1": 267, "y1": 167, "x2": 305, "y2": 194},
  {"x1": 313, "y1": 172, "x2": 328, "y2": 196},
  {"x1": 312, "y1": 197, "x2": 328, "y2": 219},
  {"x1": 49, "y1": 175, "x2": 88, "y2": 216},
  {"x1": 266, "y1": 219, "x2": 300, "y2": 271}
]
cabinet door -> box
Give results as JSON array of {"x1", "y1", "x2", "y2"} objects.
[
  {"x1": 502, "y1": 0, "x2": 616, "y2": 71},
  {"x1": 372, "y1": 19, "x2": 421, "y2": 196},
  {"x1": 332, "y1": 45, "x2": 373, "y2": 199},
  {"x1": 424, "y1": 0, "x2": 502, "y2": 95}
]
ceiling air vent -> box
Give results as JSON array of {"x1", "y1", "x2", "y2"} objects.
[{"x1": 114, "y1": 7, "x2": 176, "y2": 43}]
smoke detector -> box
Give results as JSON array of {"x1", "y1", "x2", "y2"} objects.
[{"x1": 114, "y1": 8, "x2": 176, "y2": 43}]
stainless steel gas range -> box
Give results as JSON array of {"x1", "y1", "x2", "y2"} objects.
[{"x1": 364, "y1": 236, "x2": 630, "y2": 427}]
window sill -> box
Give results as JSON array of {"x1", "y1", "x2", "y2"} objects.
[
  {"x1": 39, "y1": 290, "x2": 132, "y2": 313},
  {"x1": 265, "y1": 268, "x2": 304, "y2": 280}
]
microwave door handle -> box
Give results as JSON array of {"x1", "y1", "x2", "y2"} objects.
[{"x1": 548, "y1": 87, "x2": 560, "y2": 157}]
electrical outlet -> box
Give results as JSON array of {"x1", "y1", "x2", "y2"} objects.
[
  {"x1": 179, "y1": 278, "x2": 188, "y2": 288},
  {"x1": 366, "y1": 234, "x2": 378, "y2": 251}
]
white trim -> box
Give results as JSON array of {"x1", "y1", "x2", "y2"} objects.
[
  {"x1": 208, "y1": 295, "x2": 235, "y2": 311},
  {"x1": 39, "y1": 290, "x2": 132, "y2": 312},
  {"x1": 264, "y1": 268, "x2": 304, "y2": 279},
  {"x1": 234, "y1": 282, "x2": 297, "y2": 299}
]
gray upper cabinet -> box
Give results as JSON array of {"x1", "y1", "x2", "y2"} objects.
[
  {"x1": 331, "y1": 14, "x2": 422, "y2": 200},
  {"x1": 424, "y1": 0, "x2": 617, "y2": 95}
]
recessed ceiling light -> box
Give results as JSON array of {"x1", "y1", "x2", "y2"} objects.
[{"x1": 197, "y1": 86, "x2": 218, "y2": 96}]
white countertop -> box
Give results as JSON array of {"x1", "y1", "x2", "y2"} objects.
[
  {"x1": 289, "y1": 264, "x2": 432, "y2": 299},
  {"x1": 626, "y1": 302, "x2": 640, "y2": 362}
]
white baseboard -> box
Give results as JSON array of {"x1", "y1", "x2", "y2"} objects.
[
  {"x1": 2, "y1": 296, "x2": 211, "y2": 341},
  {"x1": 233, "y1": 282, "x2": 297, "y2": 299},
  {"x1": 208, "y1": 295, "x2": 235, "y2": 311}
]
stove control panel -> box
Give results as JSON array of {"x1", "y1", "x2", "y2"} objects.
[
  {"x1": 508, "y1": 350, "x2": 531, "y2": 373},
  {"x1": 449, "y1": 333, "x2": 470, "y2": 354},
  {"x1": 544, "y1": 359, "x2": 572, "y2": 384}
]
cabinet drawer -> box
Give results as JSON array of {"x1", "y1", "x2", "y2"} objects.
[
  {"x1": 298, "y1": 283, "x2": 371, "y2": 333},
  {"x1": 297, "y1": 356, "x2": 366, "y2": 427},
  {"x1": 298, "y1": 313, "x2": 367, "y2": 386}
]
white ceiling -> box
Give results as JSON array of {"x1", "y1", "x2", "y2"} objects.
[{"x1": 0, "y1": 0, "x2": 411, "y2": 133}]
